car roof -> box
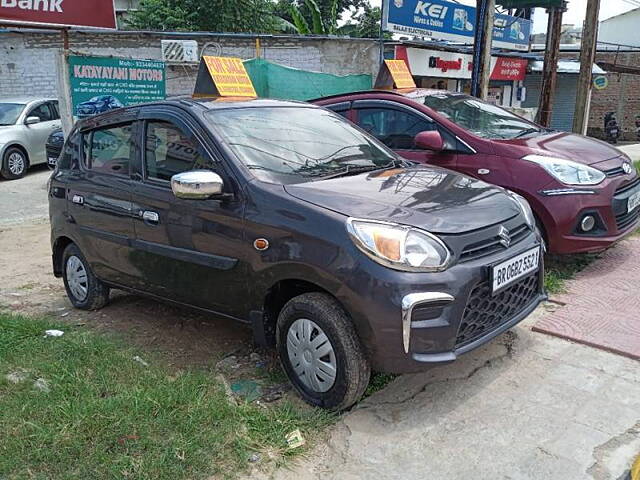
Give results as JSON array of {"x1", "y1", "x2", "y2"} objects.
[
  {"x1": 74, "y1": 96, "x2": 319, "y2": 130},
  {"x1": 312, "y1": 89, "x2": 467, "y2": 103},
  {"x1": 0, "y1": 96, "x2": 56, "y2": 105}
]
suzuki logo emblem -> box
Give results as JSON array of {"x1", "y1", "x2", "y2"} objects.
[
  {"x1": 498, "y1": 226, "x2": 511, "y2": 248},
  {"x1": 622, "y1": 162, "x2": 632, "y2": 175}
]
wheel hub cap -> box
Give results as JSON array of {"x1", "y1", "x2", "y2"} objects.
[
  {"x1": 66, "y1": 255, "x2": 88, "y2": 301},
  {"x1": 8, "y1": 152, "x2": 25, "y2": 175},
  {"x1": 286, "y1": 318, "x2": 337, "y2": 393}
]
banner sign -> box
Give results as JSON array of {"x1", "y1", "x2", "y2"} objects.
[
  {"x1": 398, "y1": 47, "x2": 527, "y2": 81},
  {"x1": 375, "y1": 59, "x2": 417, "y2": 90},
  {"x1": 382, "y1": 0, "x2": 532, "y2": 51},
  {"x1": 194, "y1": 56, "x2": 257, "y2": 98},
  {"x1": 69, "y1": 55, "x2": 165, "y2": 118},
  {"x1": 497, "y1": 0, "x2": 563, "y2": 8},
  {"x1": 0, "y1": 0, "x2": 116, "y2": 29}
]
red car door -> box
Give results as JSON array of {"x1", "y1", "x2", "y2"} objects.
[{"x1": 350, "y1": 100, "x2": 457, "y2": 169}]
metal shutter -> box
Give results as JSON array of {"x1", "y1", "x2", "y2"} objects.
[{"x1": 524, "y1": 74, "x2": 577, "y2": 131}]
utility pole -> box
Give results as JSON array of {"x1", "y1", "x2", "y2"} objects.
[
  {"x1": 470, "y1": 0, "x2": 496, "y2": 100},
  {"x1": 537, "y1": 3, "x2": 566, "y2": 127},
  {"x1": 573, "y1": 0, "x2": 601, "y2": 134}
]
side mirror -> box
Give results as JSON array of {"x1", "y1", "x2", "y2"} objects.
[
  {"x1": 414, "y1": 131, "x2": 444, "y2": 151},
  {"x1": 25, "y1": 116, "x2": 41, "y2": 125},
  {"x1": 171, "y1": 170, "x2": 224, "y2": 200}
]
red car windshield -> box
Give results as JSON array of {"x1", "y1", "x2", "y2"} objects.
[{"x1": 421, "y1": 93, "x2": 542, "y2": 140}]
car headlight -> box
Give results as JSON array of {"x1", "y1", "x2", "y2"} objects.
[
  {"x1": 523, "y1": 154, "x2": 605, "y2": 186},
  {"x1": 509, "y1": 192, "x2": 535, "y2": 229},
  {"x1": 346, "y1": 218, "x2": 450, "y2": 272}
]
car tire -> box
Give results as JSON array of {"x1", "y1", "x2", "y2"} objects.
[
  {"x1": 62, "y1": 243, "x2": 110, "y2": 310},
  {"x1": 276, "y1": 292, "x2": 371, "y2": 410},
  {"x1": 1, "y1": 147, "x2": 28, "y2": 180}
]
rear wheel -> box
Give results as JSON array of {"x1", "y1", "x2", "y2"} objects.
[
  {"x1": 276, "y1": 293, "x2": 370, "y2": 410},
  {"x1": 1, "y1": 147, "x2": 28, "y2": 180},
  {"x1": 62, "y1": 244, "x2": 110, "y2": 310}
]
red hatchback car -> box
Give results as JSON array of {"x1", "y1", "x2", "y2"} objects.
[{"x1": 314, "y1": 89, "x2": 640, "y2": 254}]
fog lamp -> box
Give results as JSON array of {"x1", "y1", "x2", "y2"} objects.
[{"x1": 581, "y1": 215, "x2": 596, "y2": 232}]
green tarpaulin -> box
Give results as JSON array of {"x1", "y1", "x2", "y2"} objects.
[{"x1": 243, "y1": 58, "x2": 372, "y2": 101}]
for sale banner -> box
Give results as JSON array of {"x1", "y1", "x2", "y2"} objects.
[
  {"x1": 0, "y1": 0, "x2": 116, "y2": 29},
  {"x1": 69, "y1": 55, "x2": 166, "y2": 118}
]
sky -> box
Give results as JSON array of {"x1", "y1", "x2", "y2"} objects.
[{"x1": 368, "y1": 0, "x2": 638, "y2": 34}]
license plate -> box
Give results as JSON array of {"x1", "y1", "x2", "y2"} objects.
[
  {"x1": 48, "y1": 157, "x2": 57, "y2": 166},
  {"x1": 491, "y1": 246, "x2": 541, "y2": 294},
  {"x1": 628, "y1": 190, "x2": 640, "y2": 214}
]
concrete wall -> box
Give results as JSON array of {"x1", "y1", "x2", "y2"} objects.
[{"x1": 0, "y1": 30, "x2": 380, "y2": 99}]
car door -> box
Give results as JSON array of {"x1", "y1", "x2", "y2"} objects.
[
  {"x1": 23, "y1": 101, "x2": 61, "y2": 165},
  {"x1": 64, "y1": 119, "x2": 138, "y2": 286},
  {"x1": 130, "y1": 108, "x2": 247, "y2": 318},
  {"x1": 351, "y1": 100, "x2": 458, "y2": 169}
]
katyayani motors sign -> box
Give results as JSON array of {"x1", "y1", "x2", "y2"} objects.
[
  {"x1": 0, "y1": 0, "x2": 116, "y2": 29},
  {"x1": 382, "y1": 0, "x2": 532, "y2": 51},
  {"x1": 69, "y1": 56, "x2": 165, "y2": 118}
]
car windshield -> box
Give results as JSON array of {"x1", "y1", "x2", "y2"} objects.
[
  {"x1": 205, "y1": 106, "x2": 398, "y2": 183},
  {"x1": 0, "y1": 103, "x2": 26, "y2": 126},
  {"x1": 422, "y1": 93, "x2": 542, "y2": 140}
]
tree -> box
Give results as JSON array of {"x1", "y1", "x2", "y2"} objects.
[
  {"x1": 273, "y1": 0, "x2": 367, "y2": 33},
  {"x1": 127, "y1": 0, "x2": 281, "y2": 33}
]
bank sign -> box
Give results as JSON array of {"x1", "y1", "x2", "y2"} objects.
[
  {"x1": 383, "y1": 0, "x2": 532, "y2": 51},
  {"x1": 69, "y1": 56, "x2": 165, "y2": 118},
  {"x1": 0, "y1": 0, "x2": 116, "y2": 29}
]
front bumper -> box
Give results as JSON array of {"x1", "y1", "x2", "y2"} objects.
[
  {"x1": 341, "y1": 230, "x2": 545, "y2": 374},
  {"x1": 541, "y1": 175, "x2": 640, "y2": 254}
]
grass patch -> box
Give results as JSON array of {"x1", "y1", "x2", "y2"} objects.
[
  {"x1": 544, "y1": 254, "x2": 598, "y2": 294},
  {"x1": 364, "y1": 373, "x2": 397, "y2": 397},
  {"x1": 0, "y1": 313, "x2": 334, "y2": 480}
]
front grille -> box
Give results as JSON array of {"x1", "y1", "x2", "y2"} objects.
[
  {"x1": 616, "y1": 208, "x2": 640, "y2": 231},
  {"x1": 614, "y1": 177, "x2": 640, "y2": 231},
  {"x1": 460, "y1": 223, "x2": 530, "y2": 262},
  {"x1": 605, "y1": 166, "x2": 625, "y2": 177},
  {"x1": 616, "y1": 177, "x2": 640, "y2": 196},
  {"x1": 455, "y1": 273, "x2": 539, "y2": 349}
]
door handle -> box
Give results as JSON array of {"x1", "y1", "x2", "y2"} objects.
[
  {"x1": 478, "y1": 169, "x2": 491, "y2": 175},
  {"x1": 72, "y1": 194, "x2": 84, "y2": 205},
  {"x1": 141, "y1": 210, "x2": 160, "y2": 225}
]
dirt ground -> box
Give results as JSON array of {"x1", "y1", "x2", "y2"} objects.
[{"x1": 0, "y1": 222, "x2": 254, "y2": 370}]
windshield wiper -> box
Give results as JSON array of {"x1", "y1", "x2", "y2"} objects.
[
  {"x1": 317, "y1": 159, "x2": 407, "y2": 180},
  {"x1": 512, "y1": 127, "x2": 541, "y2": 139}
]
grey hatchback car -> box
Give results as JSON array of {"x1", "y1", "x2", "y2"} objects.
[
  {"x1": 49, "y1": 97, "x2": 546, "y2": 409},
  {"x1": 0, "y1": 97, "x2": 62, "y2": 179}
]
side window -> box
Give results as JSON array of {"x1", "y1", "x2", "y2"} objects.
[
  {"x1": 325, "y1": 103, "x2": 350, "y2": 120},
  {"x1": 355, "y1": 107, "x2": 435, "y2": 149},
  {"x1": 86, "y1": 123, "x2": 133, "y2": 176},
  {"x1": 144, "y1": 121, "x2": 211, "y2": 182},
  {"x1": 50, "y1": 101, "x2": 60, "y2": 120},
  {"x1": 57, "y1": 131, "x2": 81, "y2": 170},
  {"x1": 28, "y1": 103, "x2": 54, "y2": 122}
]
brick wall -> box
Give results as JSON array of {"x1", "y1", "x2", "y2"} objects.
[
  {"x1": 559, "y1": 50, "x2": 640, "y2": 141},
  {"x1": 0, "y1": 30, "x2": 379, "y2": 99}
]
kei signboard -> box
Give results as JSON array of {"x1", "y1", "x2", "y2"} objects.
[
  {"x1": 382, "y1": 0, "x2": 532, "y2": 51},
  {"x1": 0, "y1": 0, "x2": 116, "y2": 29},
  {"x1": 69, "y1": 55, "x2": 166, "y2": 118}
]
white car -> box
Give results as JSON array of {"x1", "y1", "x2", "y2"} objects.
[{"x1": 0, "y1": 97, "x2": 61, "y2": 180}]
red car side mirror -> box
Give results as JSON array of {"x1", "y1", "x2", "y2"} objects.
[{"x1": 414, "y1": 131, "x2": 444, "y2": 151}]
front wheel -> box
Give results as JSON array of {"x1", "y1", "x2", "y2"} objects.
[
  {"x1": 276, "y1": 293, "x2": 370, "y2": 410},
  {"x1": 1, "y1": 147, "x2": 28, "y2": 180}
]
